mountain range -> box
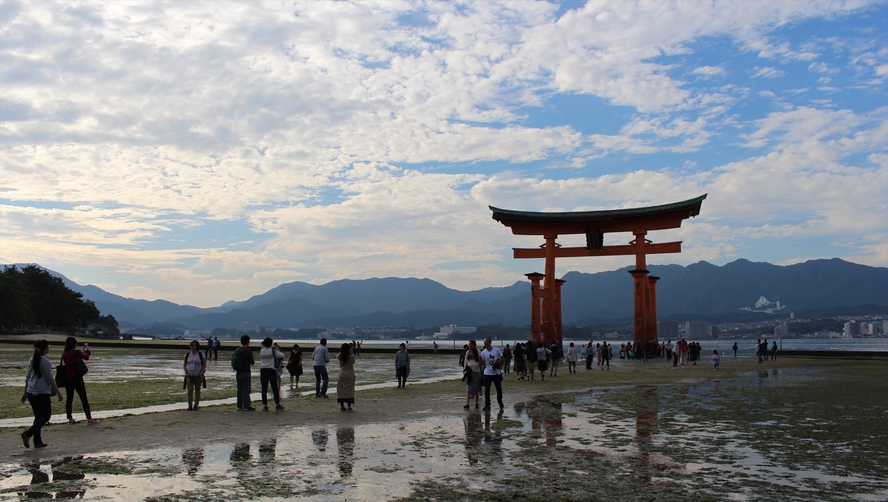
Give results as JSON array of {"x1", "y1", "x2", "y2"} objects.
[{"x1": 9, "y1": 258, "x2": 887, "y2": 330}]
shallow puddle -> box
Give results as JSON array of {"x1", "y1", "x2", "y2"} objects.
[{"x1": 2, "y1": 366, "x2": 886, "y2": 501}]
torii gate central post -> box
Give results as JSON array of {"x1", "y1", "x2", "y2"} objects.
[{"x1": 490, "y1": 195, "x2": 706, "y2": 346}]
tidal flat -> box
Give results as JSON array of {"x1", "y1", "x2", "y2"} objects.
[{"x1": 0, "y1": 345, "x2": 885, "y2": 501}]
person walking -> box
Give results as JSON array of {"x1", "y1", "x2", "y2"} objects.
[
  {"x1": 287, "y1": 343, "x2": 303, "y2": 391},
  {"x1": 259, "y1": 338, "x2": 284, "y2": 411},
  {"x1": 212, "y1": 337, "x2": 220, "y2": 360},
  {"x1": 585, "y1": 341, "x2": 594, "y2": 370},
  {"x1": 566, "y1": 342, "x2": 578, "y2": 374},
  {"x1": 712, "y1": 350, "x2": 720, "y2": 370},
  {"x1": 234, "y1": 335, "x2": 256, "y2": 411},
  {"x1": 313, "y1": 338, "x2": 330, "y2": 398},
  {"x1": 183, "y1": 340, "x2": 207, "y2": 411},
  {"x1": 61, "y1": 337, "x2": 99, "y2": 425},
  {"x1": 600, "y1": 342, "x2": 610, "y2": 369},
  {"x1": 771, "y1": 341, "x2": 778, "y2": 361},
  {"x1": 21, "y1": 340, "x2": 64, "y2": 449},
  {"x1": 480, "y1": 338, "x2": 504, "y2": 411},
  {"x1": 395, "y1": 343, "x2": 411, "y2": 388},
  {"x1": 337, "y1": 343, "x2": 356, "y2": 412},
  {"x1": 463, "y1": 345, "x2": 482, "y2": 409}
]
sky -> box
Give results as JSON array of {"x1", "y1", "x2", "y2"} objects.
[{"x1": 1, "y1": 0, "x2": 886, "y2": 308}]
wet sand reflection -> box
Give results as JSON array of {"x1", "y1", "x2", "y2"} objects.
[{"x1": 337, "y1": 427, "x2": 355, "y2": 478}]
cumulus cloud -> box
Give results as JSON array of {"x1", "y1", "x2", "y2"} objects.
[{"x1": 1, "y1": 0, "x2": 885, "y2": 306}]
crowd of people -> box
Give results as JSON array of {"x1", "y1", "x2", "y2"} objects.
[{"x1": 21, "y1": 333, "x2": 764, "y2": 449}]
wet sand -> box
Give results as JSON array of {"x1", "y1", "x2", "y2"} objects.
[{"x1": 1, "y1": 346, "x2": 886, "y2": 501}]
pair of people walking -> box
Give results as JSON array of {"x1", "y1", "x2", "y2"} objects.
[{"x1": 21, "y1": 337, "x2": 98, "y2": 449}]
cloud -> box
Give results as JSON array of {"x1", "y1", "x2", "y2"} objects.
[{"x1": 1, "y1": 1, "x2": 885, "y2": 306}]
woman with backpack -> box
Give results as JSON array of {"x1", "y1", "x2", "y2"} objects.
[
  {"x1": 287, "y1": 343, "x2": 303, "y2": 391},
  {"x1": 183, "y1": 340, "x2": 207, "y2": 411},
  {"x1": 62, "y1": 336, "x2": 99, "y2": 425},
  {"x1": 259, "y1": 337, "x2": 285, "y2": 411},
  {"x1": 21, "y1": 339, "x2": 64, "y2": 449}
]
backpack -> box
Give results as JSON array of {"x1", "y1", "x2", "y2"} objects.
[
  {"x1": 231, "y1": 347, "x2": 245, "y2": 371},
  {"x1": 272, "y1": 348, "x2": 281, "y2": 369}
]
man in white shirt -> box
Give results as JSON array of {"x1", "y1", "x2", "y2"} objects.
[
  {"x1": 479, "y1": 338, "x2": 504, "y2": 411},
  {"x1": 312, "y1": 338, "x2": 330, "y2": 398}
]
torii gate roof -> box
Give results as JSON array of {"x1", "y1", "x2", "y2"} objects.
[{"x1": 489, "y1": 194, "x2": 707, "y2": 235}]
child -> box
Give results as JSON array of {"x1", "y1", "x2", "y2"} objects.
[{"x1": 712, "y1": 350, "x2": 720, "y2": 371}]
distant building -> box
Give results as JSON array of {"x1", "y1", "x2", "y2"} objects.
[
  {"x1": 235, "y1": 322, "x2": 260, "y2": 333},
  {"x1": 685, "y1": 321, "x2": 708, "y2": 340},
  {"x1": 658, "y1": 321, "x2": 679, "y2": 340},
  {"x1": 774, "y1": 321, "x2": 789, "y2": 338},
  {"x1": 710, "y1": 325, "x2": 720, "y2": 338},
  {"x1": 433, "y1": 325, "x2": 477, "y2": 339},
  {"x1": 844, "y1": 321, "x2": 857, "y2": 336}
]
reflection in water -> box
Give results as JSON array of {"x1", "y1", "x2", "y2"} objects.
[
  {"x1": 463, "y1": 412, "x2": 484, "y2": 465},
  {"x1": 483, "y1": 409, "x2": 504, "y2": 462},
  {"x1": 336, "y1": 427, "x2": 355, "y2": 478},
  {"x1": 21, "y1": 462, "x2": 86, "y2": 499},
  {"x1": 230, "y1": 442, "x2": 251, "y2": 463},
  {"x1": 312, "y1": 429, "x2": 329, "y2": 452},
  {"x1": 634, "y1": 386, "x2": 659, "y2": 484},
  {"x1": 28, "y1": 463, "x2": 49, "y2": 485},
  {"x1": 259, "y1": 438, "x2": 277, "y2": 464},
  {"x1": 526, "y1": 396, "x2": 563, "y2": 447},
  {"x1": 182, "y1": 446, "x2": 204, "y2": 476}
]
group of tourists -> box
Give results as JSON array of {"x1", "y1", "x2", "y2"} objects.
[
  {"x1": 21, "y1": 337, "x2": 99, "y2": 450},
  {"x1": 755, "y1": 338, "x2": 778, "y2": 362},
  {"x1": 229, "y1": 336, "x2": 357, "y2": 413},
  {"x1": 203, "y1": 336, "x2": 221, "y2": 360}
]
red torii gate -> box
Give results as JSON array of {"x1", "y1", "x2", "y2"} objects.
[{"x1": 489, "y1": 195, "x2": 706, "y2": 346}]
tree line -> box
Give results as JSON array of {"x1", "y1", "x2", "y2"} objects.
[{"x1": 0, "y1": 265, "x2": 116, "y2": 333}]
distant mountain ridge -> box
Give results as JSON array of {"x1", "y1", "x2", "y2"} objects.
[{"x1": 6, "y1": 259, "x2": 886, "y2": 330}]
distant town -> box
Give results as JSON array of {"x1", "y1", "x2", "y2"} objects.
[{"x1": 127, "y1": 314, "x2": 887, "y2": 342}]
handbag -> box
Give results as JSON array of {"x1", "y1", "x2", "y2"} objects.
[
  {"x1": 55, "y1": 363, "x2": 68, "y2": 387},
  {"x1": 74, "y1": 357, "x2": 89, "y2": 377}
]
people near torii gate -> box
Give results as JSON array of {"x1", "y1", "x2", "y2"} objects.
[
  {"x1": 479, "y1": 338, "x2": 504, "y2": 411},
  {"x1": 525, "y1": 340, "x2": 538, "y2": 380},
  {"x1": 549, "y1": 342, "x2": 562, "y2": 377},
  {"x1": 535, "y1": 343, "x2": 550, "y2": 381},
  {"x1": 678, "y1": 339, "x2": 689, "y2": 368},
  {"x1": 512, "y1": 342, "x2": 525, "y2": 380},
  {"x1": 566, "y1": 342, "x2": 578, "y2": 374},
  {"x1": 502, "y1": 344, "x2": 512, "y2": 374}
]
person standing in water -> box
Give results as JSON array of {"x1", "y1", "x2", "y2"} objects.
[{"x1": 21, "y1": 340, "x2": 64, "y2": 449}]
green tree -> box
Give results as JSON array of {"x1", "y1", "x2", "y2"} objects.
[{"x1": 0, "y1": 265, "x2": 102, "y2": 331}]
